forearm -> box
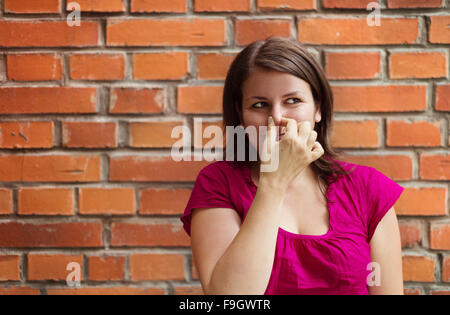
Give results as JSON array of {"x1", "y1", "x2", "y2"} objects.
[{"x1": 207, "y1": 180, "x2": 286, "y2": 295}]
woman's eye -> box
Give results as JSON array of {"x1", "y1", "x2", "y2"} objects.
[
  {"x1": 287, "y1": 98, "x2": 302, "y2": 104},
  {"x1": 251, "y1": 98, "x2": 302, "y2": 108},
  {"x1": 252, "y1": 102, "x2": 266, "y2": 108}
]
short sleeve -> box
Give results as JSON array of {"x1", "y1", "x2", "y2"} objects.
[
  {"x1": 364, "y1": 167, "x2": 404, "y2": 242},
  {"x1": 180, "y1": 163, "x2": 236, "y2": 237}
]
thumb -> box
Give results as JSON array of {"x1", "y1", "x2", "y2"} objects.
[{"x1": 310, "y1": 141, "x2": 324, "y2": 161}]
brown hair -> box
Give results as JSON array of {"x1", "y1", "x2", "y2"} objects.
[{"x1": 222, "y1": 36, "x2": 353, "y2": 199}]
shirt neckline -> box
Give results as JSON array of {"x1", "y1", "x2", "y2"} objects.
[{"x1": 240, "y1": 161, "x2": 336, "y2": 240}]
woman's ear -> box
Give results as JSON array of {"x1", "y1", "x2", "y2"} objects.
[{"x1": 314, "y1": 108, "x2": 322, "y2": 123}]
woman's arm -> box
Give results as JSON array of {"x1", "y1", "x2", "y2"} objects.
[
  {"x1": 368, "y1": 207, "x2": 404, "y2": 294},
  {"x1": 191, "y1": 181, "x2": 287, "y2": 295}
]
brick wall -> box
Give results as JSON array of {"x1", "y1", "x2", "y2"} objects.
[{"x1": 0, "y1": 0, "x2": 449, "y2": 295}]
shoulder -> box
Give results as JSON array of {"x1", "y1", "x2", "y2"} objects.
[
  {"x1": 194, "y1": 160, "x2": 247, "y2": 188},
  {"x1": 197, "y1": 160, "x2": 243, "y2": 179},
  {"x1": 332, "y1": 159, "x2": 374, "y2": 183}
]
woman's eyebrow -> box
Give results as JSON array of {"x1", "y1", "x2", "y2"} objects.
[{"x1": 246, "y1": 90, "x2": 303, "y2": 100}]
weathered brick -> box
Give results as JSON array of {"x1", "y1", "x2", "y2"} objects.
[
  {"x1": 0, "y1": 121, "x2": 54, "y2": 149},
  {"x1": 0, "y1": 87, "x2": 97, "y2": 114},
  {"x1": 0, "y1": 21, "x2": 99, "y2": 47},
  {"x1": 0, "y1": 221, "x2": 103, "y2": 248},
  {"x1": 299, "y1": 18, "x2": 419, "y2": 45},
  {"x1": 7, "y1": 54, "x2": 62, "y2": 81},
  {"x1": 18, "y1": 187, "x2": 74, "y2": 216},
  {"x1": 107, "y1": 19, "x2": 226, "y2": 46}
]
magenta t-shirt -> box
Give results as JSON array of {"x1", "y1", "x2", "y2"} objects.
[{"x1": 180, "y1": 160, "x2": 404, "y2": 295}]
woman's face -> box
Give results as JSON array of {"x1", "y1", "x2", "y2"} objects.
[{"x1": 240, "y1": 67, "x2": 321, "y2": 150}]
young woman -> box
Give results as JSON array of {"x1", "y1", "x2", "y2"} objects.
[{"x1": 180, "y1": 37, "x2": 404, "y2": 295}]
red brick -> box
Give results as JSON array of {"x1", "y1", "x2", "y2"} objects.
[
  {"x1": 133, "y1": 52, "x2": 189, "y2": 80},
  {"x1": 325, "y1": 51, "x2": 381, "y2": 79},
  {"x1": 435, "y1": 84, "x2": 450, "y2": 111},
  {"x1": 257, "y1": 0, "x2": 315, "y2": 10},
  {"x1": 341, "y1": 155, "x2": 413, "y2": 181},
  {"x1": 18, "y1": 187, "x2": 74, "y2": 216},
  {"x1": 430, "y1": 290, "x2": 450, "y2": 295},
  {"x1": 129, "y1": 253, "x2": 185, "y2": 281},
  {"x1": 139, "y1": 188, "x2": 192, "y2": 215},
  {"x1": 429, "y1": 16, "x2": 450, "y2": 44},
  {"x1": 0, "y1": 21, "x2": 99, "y2": 47},
  {"x1": 109, "y1": 88, "x2": 164, "y2": 114},
  {"x1": 79, "y1": 188, "x2": 136, "y2": 215},
  {"x1": 298, "y1": 18, "x2": 419, "y2": 45},
  {"x1": 107, "y1": 19, "x2": 226, "y2": 46},
  {"x1": 388, "y1": 0, "x2": 443, "y2": 8},
  {"x1": 7, "y1": 54, "x2": 62, "y2": 81},
  {"x1": 88, "y1": 256, "x2": 125, "y2": 281},
  {"x1": 330, "y1": 120, "x2": 379, "y2": 148},
  {"x1": 111, "y1": 222, "x2": 190, "y2": 247},
  {"x1": 173, "y1": 285, "x2": 204, "y2": 295},
  {"x1": 70, "y1": 54, "x2": 125, "y2": 81},
  {"x1": 404, "y1": 288, "x2": 421, "y2": 295},
  {"x1": 235, "y1": 19, "x2": 291, "y2": 46},
  {"x1": 28, "y1": 254, "x2": 83, "y2": 281},
  {"x1": 109, "y1": 156, "x2": 210, "y2": 182},
  {"x1": 430, "y1": 223, "x2": 450, "y2": 250},
  {"x1": 0, "y1": 87, "x2": 97, "y2": 114},
  {"x1": 398, "y1": 222, "x2": 421, "y2": 248},
  {"x1": 0, "y1": 255, "x2": 21, "y2": 281},
  {"x1": 332, "y1": 85, "x2": 426, "y2": 112},
  {"x1": 0, "y1": 155, "x2": 101, "y2": 182},
  {"x1": 389, "y1": 52, "x2": 447, "y2": 79},
  {"x1": 47, "y1": 286, "x2": 165, "y2": 295},
  {"x1": 195, "y1": 0, "x2": 251, "y2": 12},
  {"x1": 0, "y1": 55, "x2": 5, "y2": 82},
  {"x1": 68, "y1": 0, "x2": 125, "y2": 12},
  {"x1": 197, "y1": 53, "x2": 236, "y2": 80},
  {"x1": 443, "y1": 255, "x2": 450, "y2": 282},
  {"x1": 322, "y1": 0, "x2": 373, "y2": 8},
  {"x1": 131, "y1": 0, "x2": 187, "y2": 13},
  {"x1": 419, "y1": 154, "x2": 450, "y2": 180},
  {"x1": 402, "y1": 255, "x2": 435, "y2": 282},
  {"x1": 386, "y1": 119, "x2": 442, "y2": 147},
  {"x1": 0, "y1": 221, "x2": 103, "y2": 248},
  {"x1": 62, "y1": 121, "x2": 117, "y2": 148},
  {"x1": 4, "y1": 0, "x2": 60, "y2": 13},
  {"x1": 129, "y1": 120, "x2": 186, "y2": 148},
  {"x1": 0, "y1": 121, "x2": 54, "y2": 149},
  {"x1": 0, "y1": 189, "x2": 13, "y2": 215},
  {"x1": 395, "y1": 187, "x2": 447, "y2": 216},
  {"x1": 0, "y1": 287, "x2": 39, "y2": 295},
  {"x1": 177, "y1": 86, "x2": 223, "y2": 114}
]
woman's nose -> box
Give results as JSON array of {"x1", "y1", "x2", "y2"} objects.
[{"x1": 270, "y1": 105, "x2": 283, "y2": 126}]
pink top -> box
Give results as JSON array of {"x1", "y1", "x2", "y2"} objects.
[{"x1": 180, "y1": 160, "x2": 404, "y2": 295}]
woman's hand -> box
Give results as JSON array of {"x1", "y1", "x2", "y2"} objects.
[{"x1": 259, "y1": 116, "x2": 324, "y2": 190}]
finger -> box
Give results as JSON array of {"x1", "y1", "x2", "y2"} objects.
[
  {"x1": 267, "y1": 116, "x2": 276, "y2": 152},
  {"x1": 306, "y1": 130, "x2": 317, "y2": 148},
  {"x1": 263, "y1": 116, "x2": 276, "y2": 157},
  {"x1": 280, "y1": 117, "x2": 298, "y2": 138},
  {"x1": 297, "y1": 121, "x2": 312, "y2": 143},
  {"x1": 311, "y1": 141, "x2": 324, "y2": 160}
]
